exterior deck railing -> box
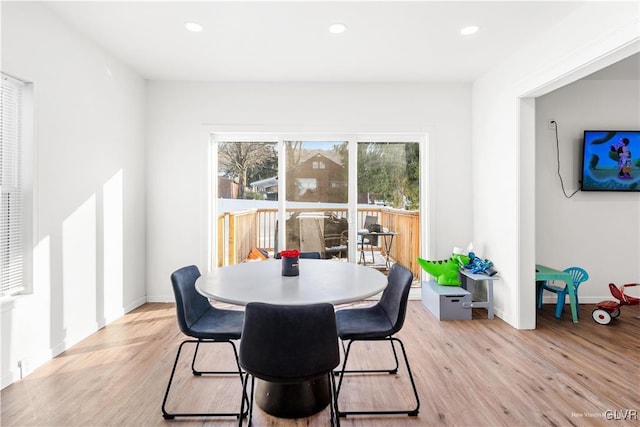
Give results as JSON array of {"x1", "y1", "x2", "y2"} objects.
[{"x1": 217, "y1": 207, "x2": 420, "y2": 278}]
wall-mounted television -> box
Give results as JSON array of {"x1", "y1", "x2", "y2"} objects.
[{"x1": 581, "y1": 130, "x2": 640, "y2": 192}]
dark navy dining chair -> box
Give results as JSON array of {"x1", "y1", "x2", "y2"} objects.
[
  {"x1": 162, "y1": 265, "x2": 246, "y2": 420},
  {"x1": 238, "y1": 302, "x2": 340, "y2": 427},
  {"x1": 274, "y1": 251, "x2": 322, "y2": 259},
  {"x1": 334, "y1": 263, "x2": 420, "y2": 417}
]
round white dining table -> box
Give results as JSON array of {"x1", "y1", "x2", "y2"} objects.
[
  {"x1": 195, "y1": 258, "x2": 387, "y2": 306},
  {"x1": 195, "y1": 258, "x2": 388, "y2": 419}
]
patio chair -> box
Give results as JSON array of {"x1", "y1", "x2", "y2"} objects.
[
  {"x1": 359, "y1": 215, "x2": 378, "y2": 264},
  {"x1": 324, "y1": 230, "x2": 348, "y2": 259}
]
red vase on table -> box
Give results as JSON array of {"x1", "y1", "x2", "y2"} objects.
[{"x1": 281, "y1": 249, "x2": 300, "y2": 276}]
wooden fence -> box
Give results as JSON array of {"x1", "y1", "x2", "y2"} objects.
[{"x1": 217, "y1": 207, "x2": 421, "y2": 278}]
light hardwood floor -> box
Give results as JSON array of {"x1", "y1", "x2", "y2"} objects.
[{"x1": 1, "y1": 301, "x2": 638, "y2": 427}]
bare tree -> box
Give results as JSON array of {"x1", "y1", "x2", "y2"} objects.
[{"x1": 218, "y1": 142, "x2": 276, "y2": 198}]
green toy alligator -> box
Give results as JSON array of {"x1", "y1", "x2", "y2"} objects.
[{"x1": 417, "y1": 254, "x2": 470, "y2": 286}]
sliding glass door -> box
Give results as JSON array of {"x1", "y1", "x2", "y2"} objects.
[{"x1": 212, "y1": 134, "x2": 421, "y2": 277}]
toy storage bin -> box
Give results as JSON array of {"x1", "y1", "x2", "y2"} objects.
[{"x1": 422, "y1": 281, "x2": 472, "y2": 320}]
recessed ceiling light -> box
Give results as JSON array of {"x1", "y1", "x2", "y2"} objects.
[
  {"x1": 329, "y1": 23, "x2": 347, "y2": 34},
  {"x1": 185, "y1": 22, "x2": 203, "y2": 32},
  {"x1": 460, "y1": 25, "x2": 479, "y2": 36}
]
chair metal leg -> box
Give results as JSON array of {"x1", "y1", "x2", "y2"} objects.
[
  {"x1": 328, "y1": 371, "x2": 341, "y2": 427},
  {"x1": 191, "y1": 340, "x2": 204, "y2": 375},
  {"x1": 162, "y1": 339, "x2": 247, "y2": 419},
  {"x1": 336, "y1": 338, "x2": 399, "y2": 381},
  {"x1": 335, "y1": 337, "x2": 420, "y2": 417},
  {"x1": 192, "y1": 339, "x2": 244, "y2": 376},
  {"x1": 238, "y1": 373, "x2": 255, "y2": 426}
]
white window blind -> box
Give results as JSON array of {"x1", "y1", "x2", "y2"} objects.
[{"x1": 1, "y1": 74, "x2": 25, "y2": 296}]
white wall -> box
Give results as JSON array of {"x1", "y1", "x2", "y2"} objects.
[
  {"x1": 472, "y1": 2, "x2": 639, "y2": 328},
  {"x1": 1, "y1": 2, "x2": 147, "y2": 388},
  {"x1": 145, "y1": 82, "x2": 472, "y2": 301},
  {"x1": 536, "y1": 78, "x2": 640, "y2": 302}
]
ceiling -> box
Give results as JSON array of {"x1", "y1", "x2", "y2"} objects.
[{"x1": 43, "y1": 1, "x2": 621, "y2": 83}]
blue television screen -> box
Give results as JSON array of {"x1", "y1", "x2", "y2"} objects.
[{"x1": 581, "y1": 130, "x2": 640, "y2": 192}]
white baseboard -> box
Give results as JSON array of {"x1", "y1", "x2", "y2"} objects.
[
  {"x1": 146, "y1": 295, "x2": 174, "y2": 303},
  {"x1": 540, "y1": 296, "x2": 611, "y2": 305},
  {"x1": 123, "y1": 296, "x2": 147, "y2": 313},
  {"x1": 409, "y1": 287, "x2": 421, "y2": 300}
]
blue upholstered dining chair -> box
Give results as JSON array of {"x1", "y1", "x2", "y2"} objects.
[
  {"x1": 274, "y1": 251, "x2": 322, "y2": 259},
  {"x1": 334, "y1": 263, "x2": 420, "y2": 417},
  {"x1": 537, "y1": 266, "x2": 589, "y2": 319},
  {"x1": 162, "y1": 265, "x2": 246, "y2": 420},
  {"x1": 238, "y1": 302, "x2": 340, "y2": 427}
]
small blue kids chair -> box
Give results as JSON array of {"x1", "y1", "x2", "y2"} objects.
[{"x1": 537, "y1": 267, "x2": 589, "y2": 318}]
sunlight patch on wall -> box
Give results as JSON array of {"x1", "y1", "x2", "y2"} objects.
[
  {"x1": 31, "y1": 234, "x2": 52, "y2": 354},
  {"x1": 33, "y1": 235, "x2": 51, "y2": 298},
  {"x1": 62, "y1": 195, "x2": 97, "y2": 342},
  {"x1": 103, "y1": 170, "x2": 124, "y2": 323}
]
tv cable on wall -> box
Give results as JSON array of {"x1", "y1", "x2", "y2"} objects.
[{"x1": 552, "y1": 121, "x2": 580, "y2": 199}]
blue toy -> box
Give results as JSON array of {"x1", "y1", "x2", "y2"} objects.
[{"x1": 463, "y1": 252, "x2": 498, "y2": 276}]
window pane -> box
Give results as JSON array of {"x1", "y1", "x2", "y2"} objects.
[
  {"x1": 277, "y1": 209, "x2": 349, "y2": 260},
  {"x1": 284, "y1": 141, "x2": 348, "y2": 203},
  {"x1": 281, "y1": 141, "x2": 348, "y2": 259},
  {"x1": 357, "y1": 142, "x2": 419, "y2": 210},
  {"x1": 357, "y1": 142, "x2": 420, "y2": 273},
  {"x1": 217, "y1": 141, "x2": 278, "y2": 201},
  {"x1": 216, "y1": 141, "x2": 278, "y2": 266}
]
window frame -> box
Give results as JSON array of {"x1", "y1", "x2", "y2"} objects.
[
  {"x1": 208, "y1": 132, "x2": 426, "y2": 269},
  {"x1": 1, "y1": 73, "x2": 33, "y2": 298}
]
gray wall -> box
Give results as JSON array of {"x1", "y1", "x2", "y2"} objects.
[{"x1": 536, "y1": 77, "x2": 640, "y2": 302}]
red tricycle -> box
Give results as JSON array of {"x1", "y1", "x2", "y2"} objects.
[{"x1": 592, "y1": 283, "x2": 639, "y2": 325}]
